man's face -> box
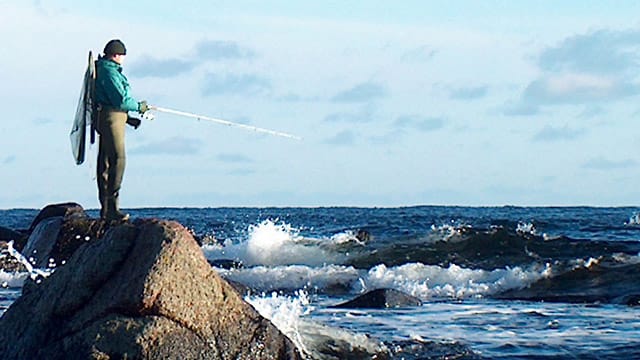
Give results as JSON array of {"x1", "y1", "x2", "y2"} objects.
[{"x1": 112, "y1": 54, "x2": 126, "y2": 64}]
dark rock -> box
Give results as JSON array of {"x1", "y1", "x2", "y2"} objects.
[
  {"x1": 355, "y1": 229, "x2": 371, "y2": 243},
  {"x1": 0, "y1": 226, "x2": 24, "y2": 243},
  {"x1": 0, "y1": 219, "x2": 301, "y2": 359},
  {"x1": 21, "y1": 217, "x2": 64, "y2": 268},
  {"x1": 27, "y1": 202, "x2": 86, "y2": 234},
  {"x1": 296, "y1": 321, "x2": 390, "y2": 359},
  {"x1": 496, "y1": 261, "x2": 640, "y2": 306},
  {"x1": 0, "y1": 225, "x2": 28, "y2": 253},
  {"x1": 209, "y1": 258, "x2": 244, "y2": 270},
  {"x1": 225, "y1": 279, "x2": 253, "y2": 296},
  {"x1": 621, "y1": 294, "x2": 640, "y2": 307},
  {"x1": 387, "y1": 339, "x2": 480, "y2": 360},
  {"x1": 52, "y1": 216, "x2": 109, "y2": 263},
  {"x1": 332, "y1": 288, "x2": 422, "y2": 309},
  {"x1": 10, "y1": 212, "x2": 110, "y2": 271}
]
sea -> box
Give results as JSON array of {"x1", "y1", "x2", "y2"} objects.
[{"x1": 1, "y1": 206, "x2": 640, "y2": 359}]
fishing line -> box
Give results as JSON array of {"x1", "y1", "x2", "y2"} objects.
[{"x1": 147, "y1": 105, "x2": 302, "y2": 141}]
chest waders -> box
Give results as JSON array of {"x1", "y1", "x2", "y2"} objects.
[{"x1": 96, "y1": 108, "x2": 128, "y2": 221}]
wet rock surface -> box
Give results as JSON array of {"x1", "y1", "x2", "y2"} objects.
[
  {"x1": 0, "y1": 217, "x2": 300, "y2": 359},
  {"x1": 332, "y1": 288, "x2": 423, "y2": 309}
]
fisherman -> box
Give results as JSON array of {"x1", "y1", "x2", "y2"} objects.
[{"x1": 94, "y1": 39, "x2": 148, "y2": 221}]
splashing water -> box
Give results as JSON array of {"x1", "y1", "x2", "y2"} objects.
[
  {"x1": 247, "y1": 291, "x2": 388, "y2": 359},
  {"x1": 218, "y1": 264, "x2": 360, "y2": 293},
  {"x1": 5, "y1": 241, "x2": 53, "y2": 281},
  {"x1": 357, "y1": 262, "x2": 552, "y2": 299},
  {"x1": 203, "y1": 219, "x2": 347, "y2": 267},
  {"x1": 626, "y1": 212, "x2": 640, "y2": 226},
  {"x1": 246, "y1": 290, "x2": 312, "y2": 355},
  {"x1": 245, "y1": 220, "x2": 302, "y2": 265},
  {"x1": 516, "y1": 222, "x2": 538, "y2": 236},
  {"x1": 429, "y1": 222, "x2": 472, "y2": 242}
]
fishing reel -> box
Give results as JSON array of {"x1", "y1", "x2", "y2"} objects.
[{"x1": 142, "y1": 111, "x2": 155, "y2": 121}]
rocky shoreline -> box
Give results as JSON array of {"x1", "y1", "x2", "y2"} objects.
[
  {"x1": 0, "y1": 203, "x2": 446, "y2": 360},
  {"x1": 0, "y1": 203, "x2": 301, "y2": 359}
]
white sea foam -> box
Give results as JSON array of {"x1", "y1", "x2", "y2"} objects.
[
  {"x1": 329, "y1": 230, "x2": 367, "y2": 246},
  {"x1": 246, "y1": 291, "x2": 387, "y2": 359},
  {"x1": 218, "y1": 264, "x2": 360, "y2": 292},
  {"x1": 625, "y1": 212, "x2": 640, "y2": 226},
  {"x1": 246, "y1": 290, "x2": 312, "y2": 355},
  {"x1": 5, "y1": 241, "x2": 53, "y2": 281},
  {"x1": 216, "y1": 260, "x2": 552, "y2": 301},
  {"x1": 0, "y1": 270, "x2": 29, "y2": 288},
  {"x1": 516, "y1": 222, "x2": 538, "y2": 236},
  {"x1": 612, "y1": 252, "x2": 640, "y2": 264},
  {"x1": 357, "y1": 262, "x2": 552, "y2": 299},
  {"x1": 429, "y1": 223, "x2": 471, "y2": 242},
  {"x1": 202, "y1": 219, "x2": 348, "y2": 266}
]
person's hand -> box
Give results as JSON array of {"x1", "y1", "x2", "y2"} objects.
[
  {"x1": 138, "y1": 100, "x2": 149, "y2": 114},
  {"x1": 126, "y1": 116, "x2": 142, "y2": 129}
]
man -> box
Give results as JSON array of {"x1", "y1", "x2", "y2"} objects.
[{"x1": 94, "y1": 39, "x2": 148, "y2": 221}]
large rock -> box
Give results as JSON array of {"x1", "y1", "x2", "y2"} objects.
[
  {"x1": 21, "y1": 217, "x2": 64, "y2": 268},
  {"x1": 26, "y1": 202, "x2": 86, "y2": 234},
  {"x1": 0, "y1": 219, "x2": 301, "y2": 359},
  {"x1": 11, "y1": 209, "x2": 112, "y2": 272},
  {"x1": 332, "y1": 288, "x2": 422, "y2": 309}
]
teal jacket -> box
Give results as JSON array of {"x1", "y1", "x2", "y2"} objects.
[{"x1": 94, "y1": 57, "x2": 140, "y2": 112}]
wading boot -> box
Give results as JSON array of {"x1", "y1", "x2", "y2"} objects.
[{"x1": 104, "y1": 197, "x2": 129, "y2": 222}]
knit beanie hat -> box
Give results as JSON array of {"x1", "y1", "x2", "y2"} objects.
[{"x1": 104, "y1": 39, "x2": 127, "y2": 55}]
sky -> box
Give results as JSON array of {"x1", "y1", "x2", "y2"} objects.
[{"x1": 2, "y1": 1, "x2": 640, "y2": 208}]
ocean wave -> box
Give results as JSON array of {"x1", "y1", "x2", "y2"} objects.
[
  {"x1": 216, "y1": 261, "x2": 552, "y2": 300},
  {"x1": 217, "y1": 264, "x2": 360, "y2": 293},
  {"x1": 357, "y1": 262, "x2": 551, "y2": 299},
  {"x1": 202, "y1": 219, "x2": 364, "y2": 267}
]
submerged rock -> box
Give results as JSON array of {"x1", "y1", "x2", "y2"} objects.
[
  {"x1": 496, "y1": 261, "x2": 640, "y2": 306},
  {"x1": 332, "y1": 288, "x2": 422, "y2": 309},
  {"x1": 387, "y1": 339, "x2": 480, "y2": 360},
  {"x1": 0, "y1": 219, "x2": 300, "y2": 359},
  {"x1": 209, "y1": 258, "x2": 244, "y2": 270}
]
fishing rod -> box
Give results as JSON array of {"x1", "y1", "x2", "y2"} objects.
[{"x1": 146, "y1": 105, "x2": 302, "y2": 140}]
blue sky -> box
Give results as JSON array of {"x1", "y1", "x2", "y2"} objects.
[{"x1": 2, "y1": 1, "x2": 640, "y2": 208}]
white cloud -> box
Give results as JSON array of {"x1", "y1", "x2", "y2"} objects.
[
  {"x1": 538, "y1": 28, "x2": 640, "y2": 75},
  {"x1": 331, "y1": 82, "x2": 388, "y2": 103},
  {"x1": 324, "y1": 105, "x2": 378, "y2": 123},
  {"x1": 523, "y1": 73, "x2": 639, "y2": 104},
  {"x1": 130, "y1": 136, "x2": 203, "y2": 155},
  {"x1": 195, "y1": 40, "x2": 256, "y2": 60},
  {"x1": 532, "y1": 125, "x2": 586, "y2": 142},
  {"x1": 400, "y1": 45, "x2": 437, "y2": 62},
  {"x1": 324, "y1": 130, "x2": 356, "y2": 146},
  {"x1": 394, "y1": 115, "x2": 445, "y2": 132},
  {"x1": 2, "y1": 155, "x2": 17, "y2": 165},
  {"x1": 583, "y1": 157, "x2": 638, "y2": 170},
  {"x1": 506, "y1": 28, "x2": 640, "y2": 114},
  {"x1": 130, "y1": 57, "x2": 196, "y2": 78},
  {"x1": 216, "y1": 153, "x2": 254, "y2": 163},
  {"x1": 449, "y1": 85, "x2": 488, "y2": 100},
  {"x1": 201, "y1": 73, "x2": 271, "y2": 96}
]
